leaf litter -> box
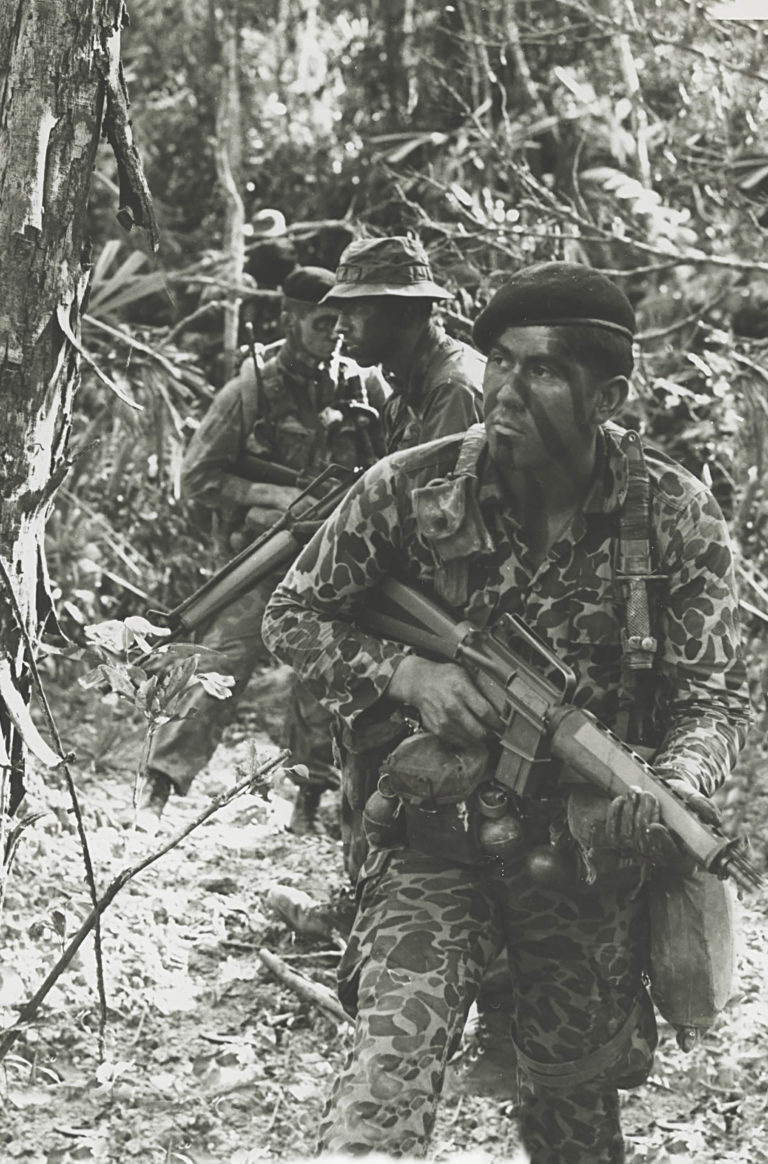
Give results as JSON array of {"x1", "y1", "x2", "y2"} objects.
[{"x1": 1, "y1": 662, "x2": 766, "y2": 1163}]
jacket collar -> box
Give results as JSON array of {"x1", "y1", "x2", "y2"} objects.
[
  {"x1": 276, "y1": 342, "x2": 322, "y2": 384},
  {"x1": 387, "y1": 321, "x2": 445, "y2": 401},
  {"x1": 474, "y1": 423, "x2": 630, "y2": 516}
]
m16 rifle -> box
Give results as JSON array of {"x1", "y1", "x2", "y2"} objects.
[
  {"x1": 152, "y1": 463, "x2": 359, "y2": 638},
  {"x1": 359, "y1": 577, "x2": 761, "y2": 893}
]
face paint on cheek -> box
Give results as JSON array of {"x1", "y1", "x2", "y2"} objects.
[
  {"x1": 527, "y1": 394, "x2": 574, "y2": 467},
  {"x1": 521, "y1": 374, "x2": 596, "y2": 482},
  {"x1": 570, "y1": 380, "x2": 593, "y2": 434}
]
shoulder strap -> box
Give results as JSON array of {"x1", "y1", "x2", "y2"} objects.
[
  {"x1": 615, "y1": 430, "x2": 667, "y2": 744},
  {"x1": 454, "y1": 423, "x2": 487, "y2": 478}
]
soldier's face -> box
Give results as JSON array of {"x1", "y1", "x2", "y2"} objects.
[
  {"x1": 292, "y1": 305, "x2": 339, "y2": 362},
  {"x1": 333, "y1": 298, "x2": 399, "y2": 366},
  {"x1": 483, "y1": 326, "x2": 599, "y2": 475}
]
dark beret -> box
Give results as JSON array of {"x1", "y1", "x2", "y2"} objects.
[
  {"x1": 472, "y1": 262, "x2": 636, "y2": 353},
  {"x1": 282, "y1": 266, "x2": 337, "y2": 305}
]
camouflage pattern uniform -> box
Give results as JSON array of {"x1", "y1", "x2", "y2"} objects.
[
  {"x1": 381, "y1": 321, "x2": 484, "y2": 453},
  {"x1": 262, "y1": 423, "x2": 750, "y2": 1162},
  {"x1": 148, "y1": 345, "x2": 387, "y2": 796}
]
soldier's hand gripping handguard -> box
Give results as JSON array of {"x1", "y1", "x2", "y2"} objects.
[{"x1": 363, "y1": 577, "x2": 761, "y2": 892}]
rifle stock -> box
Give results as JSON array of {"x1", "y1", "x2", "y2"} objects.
[{"x1": 361, "y1": 578, "x2": 760, "y2": 892}]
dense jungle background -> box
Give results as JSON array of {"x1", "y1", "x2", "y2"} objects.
[{"x1": 3, "y1": 2, "x2": 768, "y2": 1161}]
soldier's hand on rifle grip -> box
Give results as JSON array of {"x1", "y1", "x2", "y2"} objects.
[
  {"x1": 387, "y1": 656, "x2": 502, "y2": 746},
  {"x1": 245, "y1": 504, "x2": 286, "y2": 529}
]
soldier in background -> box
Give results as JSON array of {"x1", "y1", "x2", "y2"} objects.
[
  {"x1": 141, "y1": 266, "x2": 387, "y2": 834},
  {"x1": 324, "y1": 235, "x2": 485, "y2": 455},
  {"x1": 323, "y1": 235, "x2": 486, "y2": 871}
]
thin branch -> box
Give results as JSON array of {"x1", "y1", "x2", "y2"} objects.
[
  {"x1": 82, "y1": 315, "x2": 206, "y2": 386},
  {"x1": 411, "y1": 165, "x2": 768, "y2": 277},
  {"x1": 551, "y1": 0, "x2": 768, "y2": 86},
  {"x1": 635, "y1": 288, "x2": 733, "y2": 343},
  {"x1": 0, "y1": 748, "x2": 289, "y2": 1062},
  {"x1": 258, "y1": 947, "x2": 352, "y2": 1026},
  {"x1": 0, "y1": 556, "x2": 107, "y2": 1055},
  {"x1": 58, "y1": 488, "x2": 154, "y2": 577}
]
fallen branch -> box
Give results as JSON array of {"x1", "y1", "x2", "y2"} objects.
[
  {"x1": 258, "y1": 947, "x2": 352, "y2": 1026},
  {"x1": 0, "y1": 748, "x2": 290, "y2": 1062}
]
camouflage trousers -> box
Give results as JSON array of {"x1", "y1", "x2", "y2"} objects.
[
  {"x1": 149, "y1": 577, "x2": 336, "y2": 794},
  {"x1": 319, "y1": 848, "x2": 656, "y2": 1163}
]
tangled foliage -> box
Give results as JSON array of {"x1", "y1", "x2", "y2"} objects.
[{"x1": 50, "y1": 0, "x2": 768, "y2": 698}]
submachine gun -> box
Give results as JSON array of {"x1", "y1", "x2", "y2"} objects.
[{"x1": 358, "y1": 577, "x2": 761, "y2": 893}]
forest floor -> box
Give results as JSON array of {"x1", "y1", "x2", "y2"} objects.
[{"x1": 2, "y1": 659, "x2": 768, "y2": 1164}]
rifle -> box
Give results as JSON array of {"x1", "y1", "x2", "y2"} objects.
[
  {"x1": 360, "y1": 577, "x2": 761, "y2": 893},
  {"x1": 232, "y1": 450, "x2": 302, "y2": 487},
  {"x1": 152, "y1": 464, "x2": 359, "y2": 637}
]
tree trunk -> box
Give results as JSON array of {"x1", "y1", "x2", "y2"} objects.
[
  {"x1": 0, "y1": 0, "x2": 156, "y2": 827},
  {"x1": 211, "y1": 0, "x2": 245, "y2": 384}
]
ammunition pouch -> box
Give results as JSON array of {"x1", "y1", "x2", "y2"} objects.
[{"x1": 379, "y1": 731, "x2": 493, "y2": 864}]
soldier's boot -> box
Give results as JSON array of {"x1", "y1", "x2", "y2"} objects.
[
  {"x1": 265, "y1": 885, "x2": 355, "y2": 942},
  {"x1": 444, "y1": 1002, "x2": 520, "y2": 1100},
  {"x1": 117, "y1": 769, "x2": 174, "y2": 831},
  {"x1": 142, "y1": 769, "x2": 174, "y2": 815},
  {"x1": 288, "y1": 785, "x2": 323, "y2": 835}
]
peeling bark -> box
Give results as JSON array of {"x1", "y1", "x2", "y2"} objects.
[{"x1": 0, "y1": 0, "x2": 156, "y2": 814}]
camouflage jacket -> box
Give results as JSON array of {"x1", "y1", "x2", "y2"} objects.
[
  {"x1": 382, "y1": 322, "x2": 484, "y2": 453},
  {"x1": 263, "y1": 424, "x2": 751, "y2": 797},
  {"x1": 183, "y1": 345, "x2": 389, "y2": 546}
]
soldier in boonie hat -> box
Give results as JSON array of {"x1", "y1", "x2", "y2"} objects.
[
  {"x1": 323, "y1": 235, "x2": 485, "y2": 453},
  {"x1": 322, "y1": 236, "x2": 454, "y2": 301}
]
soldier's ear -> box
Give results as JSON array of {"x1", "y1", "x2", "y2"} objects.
[{"x1": 595, "y1": 376, "x2": 629, "y2": 422}]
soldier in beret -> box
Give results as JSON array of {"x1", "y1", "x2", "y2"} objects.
[
  {"x1": 142, "y1": 266, "x2": 388, "y2": 833},
  {"x1": 263, "y1": 261, "x2": 750, "y2": 1161}
]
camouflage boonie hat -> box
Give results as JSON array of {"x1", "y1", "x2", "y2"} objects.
[{"x1": 322, "y1": 236, "x2": 453, "y2": 302}]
